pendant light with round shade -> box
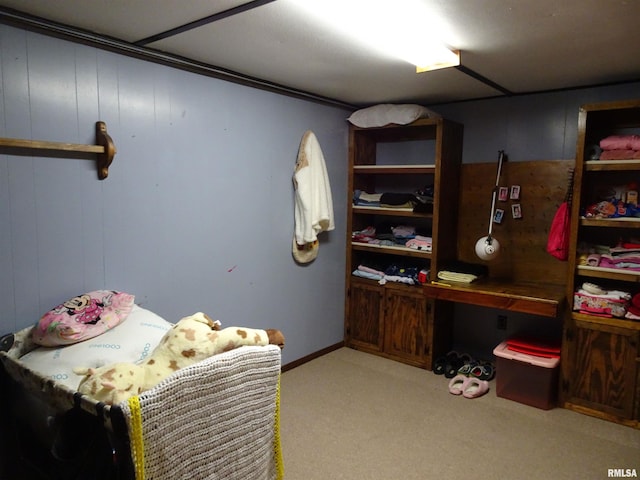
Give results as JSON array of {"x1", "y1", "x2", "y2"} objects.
[{"x1": 475, "y1": 150, "x2": 506, "y2": 261}]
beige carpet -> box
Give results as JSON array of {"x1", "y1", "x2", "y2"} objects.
[{"x1": 280, "y1": 347, "x2": 640, "y2": 480}]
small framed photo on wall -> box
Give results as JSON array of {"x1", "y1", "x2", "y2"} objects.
[
  {"x1": 510, "y1": 185, "x2": 521, "y2": 200},
  {"x1": 498, "y1": 187, "x2": 509, "y2": 202},
  {"x1": 493, "y1": 208, "x2": 504, "y2": 224},
  {"x1": 512, "y1": 203, "x2": 522, "y2": 219}
]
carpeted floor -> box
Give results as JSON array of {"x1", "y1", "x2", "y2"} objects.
[{"x1": 280, "y1": 347, "x2": 640, "y2": 480}]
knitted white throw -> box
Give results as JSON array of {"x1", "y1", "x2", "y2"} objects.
[{"x1": 120, "y1": 345, "x2": 283, "y2": 480}]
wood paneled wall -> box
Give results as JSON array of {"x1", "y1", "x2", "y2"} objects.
[
  {"x1": 457, "y1": 159, "x2": 574, "y2": 287},
  {"x1": 0, "y1": 25, "x2": 350, "y2": 368}
]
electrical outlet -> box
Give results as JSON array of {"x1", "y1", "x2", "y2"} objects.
[{"x1": 497, "y1": 315, "x2": 507, "y2": 330}]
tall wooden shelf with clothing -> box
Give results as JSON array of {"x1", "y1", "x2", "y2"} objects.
[
  {"x1": 344, "y1": 114, "x2": 463, "y2": 369},
  {"x1": 560, "y1": 99, "x2": 640, "y2": 429}
]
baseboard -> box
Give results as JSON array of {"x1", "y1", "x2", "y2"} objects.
[{"x1": 282, "y1": 341, "x2": 344, "y2": 372}]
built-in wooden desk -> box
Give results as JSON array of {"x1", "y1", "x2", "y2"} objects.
[{"x1": 422, "y1": 279, "x2": 565, "y2": 318}]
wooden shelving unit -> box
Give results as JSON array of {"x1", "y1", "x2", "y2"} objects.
[
  {"x1": 560, "y1": 99, "x2": 640, "y2": 429},
  {"x1": 344, "y1": 117, "x2": 463, "y2": 369}
]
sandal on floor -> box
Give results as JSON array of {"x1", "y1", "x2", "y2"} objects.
[
  {"x1": 433, "y1": 356, "x2": 448, "y2": 375},
  {"x1": 457, "y1": 359, "x2": 479, "y2": 376},
  {"x1": 445, "y1": 359, "x2": 463, "y2": 378},
  {"x1": 434, "y1": 351, "x2": 459, "y2": 376},
  {"x1": 448, "y1": 374, "x2": 469, "y2": 395},
  {"x1": 462, "y1": 378, "x2": 489, "y2": 399},
  {"x1": 470, "y1": 362, "x2": 495, "y2": 381},
  {"x1": 445, "y1": 352, "x2": 473, "y2": 378}
]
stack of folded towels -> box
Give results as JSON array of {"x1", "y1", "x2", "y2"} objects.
[
  {"x1": 437, "y1": 261, "x2": 488, "y2": 284},
  {"x1": 598, "y1": 134, "x2": 640, "y2": 160}
]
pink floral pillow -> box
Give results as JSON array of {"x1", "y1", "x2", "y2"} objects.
[{"x1": 32, "y1": 290, "x2": 135, "y2": 346}]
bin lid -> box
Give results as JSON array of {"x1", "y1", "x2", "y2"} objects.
[
  {"x1": 506, "y1": 336, "x2": 560, "y2": 358},
  {"x1": 493, "y1": 341, "x2": 560, "y2": 368}
]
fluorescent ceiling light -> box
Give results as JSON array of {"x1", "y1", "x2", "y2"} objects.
[
  {"x1": 288, "y1": 0, "x2": 460, "y2": 72},
  {"x1": 415, "y1": 49, "x2": 460, "y2": 73}
]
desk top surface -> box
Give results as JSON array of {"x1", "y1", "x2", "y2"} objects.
[{"x1": 422, "y1": 279, "x2": 565, "y2": 318}]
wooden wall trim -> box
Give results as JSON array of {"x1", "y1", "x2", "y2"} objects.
[{"x1": 282, "y1": 342, "x2": 345, "y2": 372}]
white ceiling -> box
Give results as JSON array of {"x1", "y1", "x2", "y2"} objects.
[{"x1": 1, "y1": 0, "x2": 639, "y2": 107}]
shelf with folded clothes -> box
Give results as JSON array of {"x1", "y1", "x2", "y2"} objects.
[
  {"x1": 351, "y1": 224, "x2": 434, "y2": 259},
  {"x1": 351, "y1": 241, "x2": 432, "y2": 258},
  {"x1": 576, "y1": 265, "x2": 640, "y2": 282},
  {"x1": 352, "y1": 187, "x2": 435, "y2": 216},
  {"x1": 580, "y1": 217, "x2": 640, "y2": 228},
  {"x1": 571, "y1": 311, "x2": 640, "y2": 330},
  {"x1": 585, "y1": 159, "x2": 640, "y2": 171},
  {"x1": 352, "y1": 205, "x2": 433, "y2": 218},
  {"x1": 353, "y1": 164, "x2": 436, "y2": 174},
  {"x1": 351, "y1": 263, "x2": 426, "y2": 287},
  {"x1": 586, "y1": 132, "x2": 640, "y2": 166},
  {"x1": 571, "y1": 280, "x2": 638, "y2": 322},
  {"x1": 585, "y1": 133, "x2": 640, "y2": 170},
  {"x1": 575, "y1": 241, "x2": 640, "y2": 282}
]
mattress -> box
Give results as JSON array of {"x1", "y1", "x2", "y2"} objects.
[{"x1": 0, "y1": 305, "x2": 283, "y2": 480}]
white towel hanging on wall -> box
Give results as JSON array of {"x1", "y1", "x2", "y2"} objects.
[{"x1": 292, "y1": 130, "x2": 335, "y2": 264}]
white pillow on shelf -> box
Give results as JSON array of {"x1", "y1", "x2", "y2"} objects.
[
  {"x1": 347, "y1": 104, "x2": 441, "y2": 128},
  {"x1": 19, "y1": 305, "x2": 172, "y2": 391}
]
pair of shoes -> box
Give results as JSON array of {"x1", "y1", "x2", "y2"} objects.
[
  {"x1": 457, "y1": 358, "x2": 479, "y2": 376},
  {"x1": 450, "y1": 352, "x2": 476, "y2": 378},
  {"x1": 470, "y1": 361, "x2": 495, "y2": 381},
  {"x1": 434, "y1": 350, "x2": 468, "y2": 376},
  {"x1": 433, "y1": 351, "x2": 457, "y2": 375},
  {"x1": 448, "y1": 374, "x2": 490, "y2": 398},
  {"x1": 444, "y1": 352, "x2": 473, "y2": 378}
]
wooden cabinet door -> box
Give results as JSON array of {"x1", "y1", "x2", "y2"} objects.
[
  {"x1": 383, "y1": 286, "x2": 428, "y2": 366},
  {"x1": 346, "y1": 280, "x2": 384, "y2": 352},
  {"x1": 567, "y1": 320, "x2": 639, "y2": 420}
]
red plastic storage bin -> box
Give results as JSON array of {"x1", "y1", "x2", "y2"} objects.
[{"x1": 493, "y1": 341, "x2": 560, "y2": 410}]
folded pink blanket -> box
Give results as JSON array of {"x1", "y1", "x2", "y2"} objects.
[
  {"x1": 599, "y1": 149, "x2": 636, "y2": 160},
  {"x1": 600, "y1": 134, "x2": 640, "y2": 151},
  {"x1": 358, "y1": 264, "x2": 386, "y2": 277}
]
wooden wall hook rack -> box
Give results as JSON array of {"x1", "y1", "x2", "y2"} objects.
[{"x1": 0, "y1": 121, "x2": 116, "y2": 180}]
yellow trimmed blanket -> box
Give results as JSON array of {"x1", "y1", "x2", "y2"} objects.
[{"x1": 121, "y1": 345, "x2": 283, "y2": 480}]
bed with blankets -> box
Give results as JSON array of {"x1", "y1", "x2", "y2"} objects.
[{"x1": 0, "y1": 290, "x2": 284, "y2": 480}]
